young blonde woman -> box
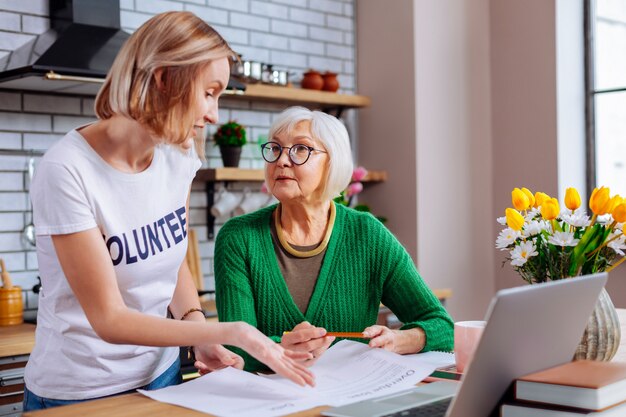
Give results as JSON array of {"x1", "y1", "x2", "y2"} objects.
[{"x1": 23, "y1": 11, "x2": 313, "y2": 411}]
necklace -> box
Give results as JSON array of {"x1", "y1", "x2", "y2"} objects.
[{"x1": 274, "y1": 203, "x2": 336, "y2": 258}]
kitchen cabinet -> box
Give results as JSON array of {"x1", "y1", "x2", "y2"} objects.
[{"x1": 0, "y1": 324, "x2": 35, "y2": 417}]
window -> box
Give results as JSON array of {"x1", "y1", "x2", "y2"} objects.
[{"x1": 586, "y1": 0, "x2": 626, "y2": 196}]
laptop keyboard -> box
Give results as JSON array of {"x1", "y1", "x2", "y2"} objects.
[{"x1": 380, "y1": 397, "x2": 452, "y2": 417}]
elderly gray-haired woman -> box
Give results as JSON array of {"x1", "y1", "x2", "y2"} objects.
[{"x1": 215, "y1": 106, "x2": 453, "y2": 372}]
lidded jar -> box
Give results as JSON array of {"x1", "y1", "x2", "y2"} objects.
[{"x1": 322, "y1": 71, "x2": 339, "y2": 92}]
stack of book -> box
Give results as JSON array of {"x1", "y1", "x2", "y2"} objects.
[{"x1": 501, "y1": 360, "x2": 626, "y2": 416}]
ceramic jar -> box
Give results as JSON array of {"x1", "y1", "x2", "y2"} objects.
[
  {"x1": 301, "y1": 70, "x2": 324, "y2": 90},
  {"x1": 322, "y1": 71, "x2": 339, "y2": 92}
]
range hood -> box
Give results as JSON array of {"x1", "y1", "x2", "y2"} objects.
[
  {"x1": 0, "y1": 0, "x2": 130, "y2": 95},
  {"x1": 0, "y1": 0, "x2": 245, "y2": 96}
]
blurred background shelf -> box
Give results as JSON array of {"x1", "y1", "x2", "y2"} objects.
[{"x1": 195, "y1": 168, "x2": 387, "y2": 183}]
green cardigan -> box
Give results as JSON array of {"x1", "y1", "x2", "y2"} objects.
[{"x1": 214, "y1": 203, "x2": 454, "y2": 371}]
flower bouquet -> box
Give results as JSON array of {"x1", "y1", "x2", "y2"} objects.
[
  {"x1": 496, "y1": 186, "x2": 625, "y2": 360},
  {"x1": 496, "y1": 186, "x2": 625, "y2": 282}
]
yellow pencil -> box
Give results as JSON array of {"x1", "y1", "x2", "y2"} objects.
[{"x1": 282, "y1": 331, "x2": 370, "y2": 339}]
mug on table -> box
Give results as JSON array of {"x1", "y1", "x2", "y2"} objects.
[{"x1": 454, "y1": 320, "x2": 486, "y2": 373}]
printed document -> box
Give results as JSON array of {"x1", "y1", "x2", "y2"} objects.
[{"x1": 139, "y1": 340, "x2": 455, "y2": 417}]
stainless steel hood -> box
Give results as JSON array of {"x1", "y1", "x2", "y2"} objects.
[{"x1": 0, "y1": 0, "x2": 130, "y2": 95}]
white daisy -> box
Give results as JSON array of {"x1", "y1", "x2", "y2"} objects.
[
  {"x1": 548, "y1": 231, "x2": 579, "y2": 247},
  {"x1": 608, "y1": 232, "x2": 626, "y2": 256},
  {"x1": 524, "y1": 207, "x2": 541, "y2": 222},
  {"x1": 561, "y1": 211, "x2": 590, "y2": 228},
  {"x1": 523, "y1": 220, "x2": 547, "y2": 237},
  {"x1": 496, "y1": 216, "x2": 507, "y2": 225},
  {"x1": 510, "y1": 241, "x2": 538, "y2": 266},
  {"x1": 496, "y1": 228, "x2": 522, "y2": 250}
]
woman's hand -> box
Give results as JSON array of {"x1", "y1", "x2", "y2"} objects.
[
  {"x1": 280, "y1": 321, "x2": 335, "y2": 367},
  {"x1": 193, "y1": 344, "x2": 244, "y2": 375},
  {"x1": 230, "y1": 322, "x2": 316, "y2": 386},
  {"x1": 363, "y1": 325, "x2": 426, "y2": 355}
]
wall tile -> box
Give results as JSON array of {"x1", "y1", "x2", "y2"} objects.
[
  {"x1": 1, "y1": 251, "x2": 25, "y2": 271},
  {"x1": 0, "y1": 212, "x2": 23, "y2": 231},
  {"x1": 0, "y1": 0, "x2": 48, "y2": 15},
  {"x1": 211, "y1": 24, "x2": 249, "y2": 45},
  {"x1": 21, "y1": 15, "x2": 49, "y2": 34},
  {"x1": 0, "y1": 172, "x2": 22, "y2": 191},
  {"x1": 271, "y1": 0, "x2": 306, "y2": 7},
  {"x1": 308, "y1": 26, "x2": 343, "y2": 43},
  {"x1": 0, "y1": 112, "x2": 51, "y2": 132},
  {"x1": 208, "y1": 0, "x2": 249, "y2": 12},
  {"x1": 250, "y1": 31, "x2": 288, "y2": 50},
  {"x1": 270, "y1": 19, "x2": 307, "y2": 38},
  {"x1": 184, "y1": 4, "x2": 229, "y2": 25},
  {"x1": 326, "y1": 43, "x2": 353, "y2": 60},
  {"x1": 326, "y1": 14, "x2": 353, "y2": 31},
  {"x1": 251, "y1": 1, "x2": 288, "y2": 19},
  {"x1": 0, "y1": 231, "x2": 23, "y2": 251},
  {"x1": 24, "y1": 94, "x2": 81, "y2": 115},
  {"x1": 230, "y1": 12, "x2": 270, "y2": 31},
  {"x1": 52, "y1": 115, "x2": 96, "y2": 133},
  {"x1": 289, "y1": 8, "x2": 324, "y2": 26},
  {"x1": 308, "y1": 0, "x2": 343, "y2": 15},
  {"x1": 308, "y1": 55, "x2": 343, "y2": 73},
  {"x1": 23, "y1": 133, "x2": 62, "y2": 151},
  {"x1": 135, "y1": 0, "x2": 183, "y2": 14},
  {"x1": 289, "y1": 37, "x2": 324, "y2": 55},
  {"x1": 120, "y1": 10, "x2": 153, "y2": 30},
  {"x1": 0, "y1": 91, "x2": 20, "y2": 111},
  {"x1": 0, "y1": 132, "x2": 21, "y2": 149},
  {"x1": 0, "y1": 11, "x2": 20, "y2": 32}
]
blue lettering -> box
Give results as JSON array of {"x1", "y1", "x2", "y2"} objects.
[
  {"x1": 106, "y1": 236, "x2": 124, "y2": 266},
  {"x1": 133, "y1": 226, "x2": 149, "y2": 260},
  {"x1": 157, "y1": 218, "x2": 171, "y2": 248},
  {"x1": 165, "y1": 213, "x2": 183, "y2": 244},
  {"x1": 175, "y1": 206, "x2": 187, "y2": 239},
  {"x1": 123, "y1": 233, "x2": 138, "y2": 264},
  {"x1": 146, "y1": 222, "x2": 163, "y2": 255}
]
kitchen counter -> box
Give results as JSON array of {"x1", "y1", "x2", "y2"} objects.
[{"x1": 0, "y1": 323, "x2": 35, "y2": 357}]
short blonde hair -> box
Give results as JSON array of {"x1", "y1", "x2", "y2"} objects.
[
  {"x1": 268, "y1": 106, "x2": 353, "y2": 201},
  {"x1": 95, "y1": 11, "x2": 235, "y2": 155}
]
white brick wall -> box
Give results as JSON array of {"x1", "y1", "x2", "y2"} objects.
[{"x1": 0, "y1": 0, "x2": 355, "y2": 302}]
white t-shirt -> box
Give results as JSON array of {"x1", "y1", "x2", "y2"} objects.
[{"x1": 24, "y1": 128, "x2": 202, "y2": 400}]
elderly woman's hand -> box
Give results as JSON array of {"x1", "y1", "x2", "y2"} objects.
[
  {"x1": 363, "y1": 325, "x2": 426, "y2": 355},
  {"x1": 281, "y1": 321, "x2": 335, "y2": 366}
]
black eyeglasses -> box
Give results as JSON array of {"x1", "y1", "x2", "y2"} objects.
[{"x1": 260, "y1": 141, "x2": 327, "y2": 165}]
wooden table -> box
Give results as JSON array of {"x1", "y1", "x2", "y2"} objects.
[
  {"x1": 0, "y1": 323, "x2": 36, "y2": 357},
  {"x1": 22, "y1": 308, "x2": 626, "y2": 416}
]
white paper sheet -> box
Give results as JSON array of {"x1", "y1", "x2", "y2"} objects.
[{"x1": 139, "y1": 340, "x2": 455, "y2": 417}]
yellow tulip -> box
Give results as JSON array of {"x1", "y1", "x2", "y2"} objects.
[
  {"x1": 589, "y1": 187, "x2": 611, "y2": 215},
  {"x1": 564, "y1": 187, "x2": 581, "y2": 211},
  {"x1": 521, "y1": 188, "x2": 535, "y2": 208},
  {"x1": 512, "y1": 188, "x2": 530, "y2": 211},
  {"x1": 613, "y1": 203, "x2": 626, "y2": 223},
  {"x1": 505, "y1": 208, "x2": 525, "y2": 231},
  {"x1": 607, "y1": 195, "x2": 623, "y2": 214},
  {"x1": 541, "y1": 198, "x2": 560, "y2": 220},
  {"x1": 534, "y1": 192, "x2": 550, "y2": 208}
]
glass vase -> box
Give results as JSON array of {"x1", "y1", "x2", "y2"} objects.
[{"x1": 574, "y1": 288, "x2": 621, "y2": 361}]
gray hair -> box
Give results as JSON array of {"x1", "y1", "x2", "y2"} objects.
[{"x1": 267, "y1": 106, "x2": 353, "y2": 201}]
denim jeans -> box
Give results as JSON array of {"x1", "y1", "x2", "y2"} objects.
[{"x1": 23, "y1": 357, "x2": 182, "y2": 412}]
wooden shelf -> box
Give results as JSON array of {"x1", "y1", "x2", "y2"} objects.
[
  {"x1": 195, "y1": 168, "x2": 387, "y2": 183},
  {"x1": 222, "y1": 83, "x2": 371, "y2": 109}
]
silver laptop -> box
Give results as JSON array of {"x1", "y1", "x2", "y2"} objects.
[{"x1": 322, "y1": 272, "x2": 608, "y2": 417}]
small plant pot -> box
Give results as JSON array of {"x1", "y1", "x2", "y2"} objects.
[
  {"x1": 219, "y1": 145, "x2": 242, "y2": 168},
  {"x1": 0, "y1": 286, "x2": 23, "y2": 326}
]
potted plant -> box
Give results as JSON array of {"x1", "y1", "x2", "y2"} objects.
[{"x1": 213, "y1": 120, "x2": 247, "y2": 167}]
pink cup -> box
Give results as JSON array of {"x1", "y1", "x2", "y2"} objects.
[{"x1": 454, "y1": 320, "x2": 486, "y2": 373}]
